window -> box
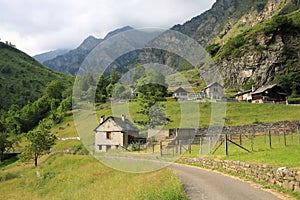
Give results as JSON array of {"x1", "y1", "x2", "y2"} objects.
[
  {"x1": 98, "y1": 145, "x2": 102, "y2": 151},
  {"x1": 106, "y1": 132, "x2": 112, "y2": 140}
]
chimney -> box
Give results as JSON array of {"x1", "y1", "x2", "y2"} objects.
[
  {"x1": 121, "y1": 114, "x2": 125, "y2": 122},
  {"x1": 100, "y1": 115, "x2": 105, "y2": 123},
  {"x1": 252, "y1": 85, "x2": 255, "y2": 92}
]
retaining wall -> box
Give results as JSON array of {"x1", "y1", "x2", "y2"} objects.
[{"x1": 179, "y1": 157, "x2": 300, "y2": 193}]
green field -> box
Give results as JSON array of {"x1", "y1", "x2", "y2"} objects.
[
  {"x1": 96, "y1": 102, "x2": 300, "y2": 128},
  {"x1": 183, "y1": 133, "x2": 300, "y2": 169}
]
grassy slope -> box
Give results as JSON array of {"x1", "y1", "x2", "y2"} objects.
[
  {"x1": 0, "y1": 114, "x2": 187, "y2": 200},
  {"x1": 0, "y1": 42, "x2": 73, "y2": 110},
  {"x1": 0, "y1": 154, "x2": 186, "y2": 200}
]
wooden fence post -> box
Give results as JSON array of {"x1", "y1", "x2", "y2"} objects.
[
  {"x1": 283, "y1": 129, "x2": 287, "y2": 147},
  {"x1": 250, "y1": 131, "x2": 254, "y2": 151},
  {"x1": 199, "y1": 137, "x2": 203, "y2": 155},
  {"x1": 268, "y1": 129, "x2": 272, "y2": 149},
  {"x1": 179, "y1": 140, "x2": 182, "y2": 155},
  {"x1": 209, "y1": 136, "x2": 212, "y2": 154},
  {"x1": 160, "y1": 141, "x2": 162, "y2": 157},
  {"x1": 239, "y1": 133, "x2": 242, "y2": 145},
  {"x1": 297, "y1": 125, "x2": 300, "y2": 145},
  {"x1": 225, "y1": 133, "x2": 228, "y2": 156}
]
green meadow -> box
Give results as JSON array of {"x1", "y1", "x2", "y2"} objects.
[{"x1": 96, "y1": 102, "x2": 300, "y2": 128}]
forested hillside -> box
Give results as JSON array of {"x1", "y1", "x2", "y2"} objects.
[{"x1": 0, "y1": 42, "x2": 73, "y2": 110}]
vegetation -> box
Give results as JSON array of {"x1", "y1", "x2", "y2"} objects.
[
  {"x1": 0, "y1": 153, "x2": 187, "y2": 200},
  {"x1": 97, "y1": 102, "x2": 300, "y2": 128},
  {"x1": 183, "y1": 134, "x2": 300, "y2": 169},
  {"x1": 19, "y1": 120, "x2": 56, "y2": 166},
  {"x1": 0, "y1": 42, "x2": 73, "y2": 111}
]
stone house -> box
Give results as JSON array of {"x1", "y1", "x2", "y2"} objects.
[
  {"x1": 173, "y1": 87, "x2": 189, "y2": 101},
  {"x1": 201, "y1": 82, "x2": 224, "y2": 99},
  {"x1": 94, "y1": 115, "x2": 139, "y2": 152}
]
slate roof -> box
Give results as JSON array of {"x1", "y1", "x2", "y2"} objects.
[
  {"x1": 252, "y1": 84, "x2": 287, "y2": 95},
  {"x1": 94, "y1": 116, "x2": 138, "y2": 132},
  {"x1": 203, "y1": 82, "x2": 224, "y2": 89},
  {"x1": 173, "y1": 87, "x2": 189, "y2": 93}
]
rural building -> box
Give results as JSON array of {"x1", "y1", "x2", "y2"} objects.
[
  {"x1": 94, "y1": 115, "x2": 141, "y2": 152},
  {"x1": 201, "y1": 82, "x2": 224, "y2": 99},
  {"x1": 251, "y1": 84, "x2": 287, "y2": 104},
  {"x1": 235, "y1": 89, "x2": 252, "y2": 102},
  {"x1": 173, "y1": 87, "x2": 189, "y2": 101}
]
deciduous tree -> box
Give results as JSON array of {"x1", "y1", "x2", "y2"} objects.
[{"x1": 20, "y1": 120, "x2": 56, "y2": 167}]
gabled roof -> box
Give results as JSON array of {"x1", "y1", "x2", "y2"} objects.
[
  {"x1": 252, "y1": 84, "x2": 287, "y2": 95},
  {"x1": 94, "y1": 116, "x2": 138, "y2": 132},
  {"x1": 173, "y1": 87, "x2": 189, "y2": 93},
  {"x1": 235, "y1": 89, "x2": 252, "y2": 97},
  {"x1": 203, "y1": 82, "x2": 224, "y2": 89}
]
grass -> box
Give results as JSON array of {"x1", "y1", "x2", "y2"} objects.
[
  {"x1": 0, "y1": 153, "x2": 187, "y2": 200},
  {"x1": 183, "y1": 133, "x2": 300, "y2": 169},
  {"x1": 0, "y1": 111, "x2": 187, "y2": 200},
  {"x1": 96, "y1": 102, "x2": 300, "y2": 128}
]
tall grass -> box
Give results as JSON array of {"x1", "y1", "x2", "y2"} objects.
[{"x1": 0, "y1": 153, "x2": 187, "y2": 200}]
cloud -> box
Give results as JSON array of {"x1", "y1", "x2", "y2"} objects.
[{"x1": 0, "y1": 0, "x2": 215, "y2": 55}]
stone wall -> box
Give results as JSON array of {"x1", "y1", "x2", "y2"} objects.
[{"x1": 179, "y1": 157, "x2": 300, "y2": 193}]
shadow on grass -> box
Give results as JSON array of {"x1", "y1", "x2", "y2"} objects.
[{"x1": 0, "y1": 155, "x2": 20, "y2": 170}]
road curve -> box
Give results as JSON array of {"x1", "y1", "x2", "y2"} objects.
[{"x1": 169, "y1": 163, "x2": 281, "y2": 200}]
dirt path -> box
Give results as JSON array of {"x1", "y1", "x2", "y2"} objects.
[{"x1": 170, "y1": 163, "x2": 282, "y2": 200}]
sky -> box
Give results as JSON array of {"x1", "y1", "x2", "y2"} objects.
[{"x1": 0, "y1": 0, "x2": 216, "y2": 56}]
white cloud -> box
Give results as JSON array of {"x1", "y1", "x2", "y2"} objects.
[{"x1": 0, "y1": 0, "x2": 215, "y2": 55}]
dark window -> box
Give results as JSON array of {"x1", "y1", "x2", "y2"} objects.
[{"x1": 106, "y1": 132, "x2": 112, "y2": 139}]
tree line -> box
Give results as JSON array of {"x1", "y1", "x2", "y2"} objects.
[{"x1": 0, "y1": 80, "x2": 72, "y2": 166}]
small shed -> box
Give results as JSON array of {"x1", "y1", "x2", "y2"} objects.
[
  {"x1": 173, "y1": 87, "x2": 189, "y2": 101},
  {"x1": 94, "y1": 115, "x2": 140, "y2": 152},
  {"x1": 201, "y1": 82, "x2": 224, "y2": 99},
  {"x1": 251, "y1": 84, "x2": 287, "y2": 104}
]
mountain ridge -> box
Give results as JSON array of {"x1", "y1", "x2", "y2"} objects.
[{"x1": 41, "y1": 26, "x2": 134, "y2": 76}]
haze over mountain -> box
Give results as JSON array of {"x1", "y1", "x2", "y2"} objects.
[
  {"x1": 33, "y1": 49, "x2": 69, "y2": 63},
  {"x1": 39, "y1": 26, "x2": 134, "y2": 76}
]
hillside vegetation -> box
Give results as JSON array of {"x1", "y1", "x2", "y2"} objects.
[
  {"x1": 0, "y1": 42, "x2": 73, "y2": 110},
  {"x1": 96, "y1": 102, "x2": 300, "y2": 128},
  {"x1": 0, "y1": 114, "x2": 187, "y2": 200}
]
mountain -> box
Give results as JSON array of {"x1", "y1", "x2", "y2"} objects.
[
  {"x1": 0, "y1": 42, "x2": 72, "y2": 110},
  {"x1": 172, "y1": 0, "x2": 300, "y2": 94},
  {"x1": 104, "y1": 26, "x2": 133, "y2": 40},
  {"x1": 43, "y1": 36, "x2": 102, "y2": 75},
  {"x1": 33, "y1": 49, "x2": 69, "y2": 63},
  {"x1": 172, "y1": 0, "x2": 270, "y2": 47},
  {"x1": 42, "y1": 26, "x2": 134, "y2": 76}
]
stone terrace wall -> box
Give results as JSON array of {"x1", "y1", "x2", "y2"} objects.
[
  {"x1": 179, "y1": 157, "x2": 300, "y2": 194},
  {"x1": 194, "y1": 121, "x2": 300, "y2": 135}
]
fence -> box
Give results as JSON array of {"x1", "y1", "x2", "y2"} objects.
[{"x1": 155, "y1": 121, "x2": 300, "y2": 157}]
